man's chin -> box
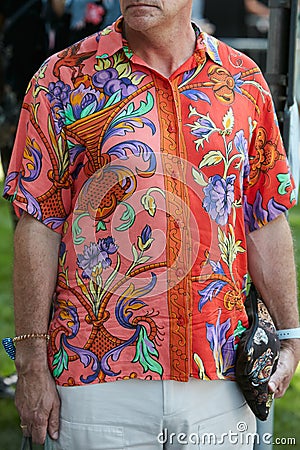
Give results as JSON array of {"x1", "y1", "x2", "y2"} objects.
[{"x1": 123, "y1": 9, "x2": 162, "y2": 31}]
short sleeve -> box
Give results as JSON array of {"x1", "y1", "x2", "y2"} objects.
[
  {"x1": 3, "y1": 61, "x2": 72, "y2": 234},
  {"x1": 243, "y1": 72, "x2": 296, "y2": 234}
]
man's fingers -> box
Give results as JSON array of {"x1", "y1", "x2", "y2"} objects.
[
  {"x1": 48, "y1": 396, "x2": 61, "y2": 440},
  {"x1": 31, "y1": 423, "x2": 48, "y2": 446},
  {"x1": 20, "y1": 402, "x2": 60, "y2": 445},
  {"x1": 268, "y1": 376, "x2": 286, "y2": 398},
  {"x1": 269, "y1": 362, "x2": 291, "y2": 398}
]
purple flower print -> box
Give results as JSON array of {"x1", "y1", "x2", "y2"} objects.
[
  {"x1": 137, "y1": 225, "x2": 153, "y2": 251},
  {"x1": 59, "y1": 242, "x2": 66, "y2": 259},
  {"x1": 234, "y1": 130, "x2": 249, "y2": 178},
  {"x1": 141, "y1": 224, "x2": 151, "y2": 241},
  {"x1": 232, "y1": 73, "x2": 243, "y2": 94},
  {"x1": 69, "y1": 84, "x2": 105, "y2": 120},
  {"x1": 47, "y1": 80, "x2": 71, "y2": 106},
  {"x1": 191, "y1": 115, "x2": 215, "y2": 143},
  {"x1": 92, "y1": 68, "x2": 137, "y2": 99},
  {"x1": 98, "y1": 236, "x2": 118, "y2": 255},
  {"x1": 198, "y1": 260, "x2": 227, "y2": 311},
  {"x1": 105, "y1": 77, "x2": 137, "y2": 97},
  {"x1": 206, "y1": 309, "x2": 235, "y2": 378},
  {"x1": 77, "y1": 236, "x2": 118, "y2": 279},
  {"x1": 243, "y1": 191, "x2": 287, "y2": 233},
  {"x1": 47, "y1": 81, "x2": 71, "y2": 133},
  {"x1": 203, "y1": 174, "x2": 236, "y2": 226},
  {"x1": 92, "y1": 68, "x2": 119, "y2": 88}
]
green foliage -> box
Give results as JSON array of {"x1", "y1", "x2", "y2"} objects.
[
  {"x1": 52, "y1": 343, "x2": 69, "y2": 379},
  {"x1": 132, "y1": 326, "x2": 163, "y2": 376}
]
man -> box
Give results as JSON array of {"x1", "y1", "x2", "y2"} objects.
[{"x1": 3, "y1": 1, "x2": 300, "y2": 449}]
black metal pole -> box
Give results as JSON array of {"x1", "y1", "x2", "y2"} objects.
[
  {"x1": 266, "y1": 0, "x2": 291, "y2": 131},
  {"x1": 283, "y1": 0, "x2": 298, "y2": 152}
]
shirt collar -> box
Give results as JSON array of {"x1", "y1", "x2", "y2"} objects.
[{"x1": 96, "y1": 17, "x2": 223, "y2": 67}]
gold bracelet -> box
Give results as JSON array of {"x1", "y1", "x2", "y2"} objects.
[{"x1": 13, "y1": 333, "x2": 50, "y2": 343}]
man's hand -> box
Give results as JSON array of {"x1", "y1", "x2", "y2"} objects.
[
  {"x1": 15, "y1": 362, "x2": 60, "y2": 445},
  {"x1": 269, "y1": 341, "x2": 300, "y2": 398}
]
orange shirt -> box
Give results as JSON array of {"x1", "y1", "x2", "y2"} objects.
[{"x1": 4, "y1": 19, "x2": 295, "y2": 386}]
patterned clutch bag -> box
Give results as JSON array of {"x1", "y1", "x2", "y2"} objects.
[{"x1": 235, "y1": 283, "x2": 280, "y2": 421}]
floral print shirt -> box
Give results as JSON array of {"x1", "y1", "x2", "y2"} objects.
[{"x1": 4, "y1": 18, "x2": 295, "y2": 386}]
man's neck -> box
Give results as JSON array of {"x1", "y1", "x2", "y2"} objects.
[{"x1": 123, "y1": 22, "x2": 196, "y2": 78}]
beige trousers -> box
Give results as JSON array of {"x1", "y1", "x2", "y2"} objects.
[{"x1": 45, "y1": 378, "x2": 256, "y2": 450}]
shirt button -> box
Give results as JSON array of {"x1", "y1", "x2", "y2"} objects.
[
  {"x1": 168, "y1": 124, "x2": 177, "y2": 133},
  {"x1": 176, "y1": 219, "x2": 184, "y2": 229},
  {"x1": 176, "y1": 268, "x2": 184, "y2": 278},
  {"x1": 177, "y1": 315, "x2": 185, "y2": 326}
]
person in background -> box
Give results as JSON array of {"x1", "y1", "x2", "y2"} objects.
[
  {"x1": 3, "y1": 1, "x2": 300, "y2": 449},
  {"x1": 192, "y1": 0, "x2": 215, "y2": 34},
  {"x1": 0, "y1": 0, "x2": 47, "y2": 179},
  {"x1": 2, "y1": 0, "x2": 48, "y2": 100},
  {"x1": 192, "y1": 0, "x2": 204, "y2": 20},
  {"x1": 44, "y1": 0, "x2": 72, "y2": 53},
  {"x1": 101, "y1": 0, "x2": 121, "y2": 28},
  {"x1": 46, "y1": 0, "x2": 120, "y2": 48},
  {"x1": 203, "y1": 0, "x2": 269, "y2": 38},
  {"x1": 65, "y1": 0, "x2": 106, "y2": 44},
  {"x1": 245, "y1": 0, "x2": 269, "y2": 37},
  {"x1": 245, "y1": 0, "x2": 269, "y2": 17},
  {"x1": 50, "y1": 0, "x2": 66, "y2": 16},
  {"x1": 0, "y1": 5, "x2": 5, "y2": 103}
]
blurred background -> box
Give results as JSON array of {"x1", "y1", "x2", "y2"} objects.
[{"x1": 0, "y1": 1, "x2": 300, "y2": 449}]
